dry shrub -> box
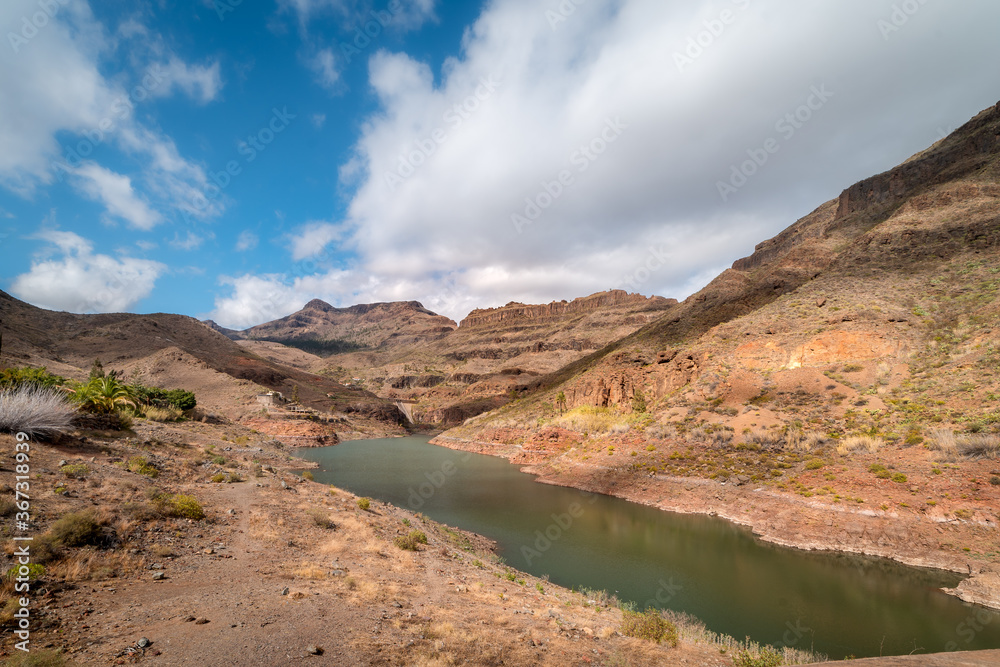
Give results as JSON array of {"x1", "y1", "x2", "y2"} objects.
[
  {"x1": 619, "y1": 608, "x2": 679, "y2": 646},
  {"x1": 956, "y1": 434, "x2": 1000, "y2": 460},
  {"x1": 1, "y1": 648, "x2": 69, "y2": 666},
  {"x1": 836, "y1": 435, "x2": 883, "y2": 456},
  {"x1": 0, "y1": 385, "x2": 75, "y2": 438},
  {"x1": 292, "y1": 563, "x2": 326, "y2": 580},
  {"x1": 144, "y1": 405, "x2": 183, "y2": 422},
  {"x1": 47, "y1": 549, "x2": 145, "y2": 582}
]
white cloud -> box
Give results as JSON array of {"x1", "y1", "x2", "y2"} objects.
[
  {"x1": 307, "y1": 49, "x2": 341, "y2": 89},
  {"x1": 209, "y1": 274, "x2": 309, "y2": 329},
  {"x1": 150, "y1": 57, "x2": 223, "y2": 104},
  {"x1": 235, "y1": 230, "x2": 259, "y2": 252},
  {"x1": 280, "y1": 0, "x2": 436, "y2": 31},
  {"x1": 309, "y1": 0, "x2": 1000, "y2": 322},
  {"x1": 11, "y1": 231, "x2": 165, "y2": 313},
  {"x1": 288, "y1": 221, "x2": 343, "y2": 261},
  {"x1": 71, "y1": 162, "x2": 161, "y2": 230},
  {"x1": 0, "y1": 1, "x2": 223, "y2": 223},
  {"x1": 311, "y1": 113, "x2": 327, "y2": 128},
  {"x1": 169, "y1": 230, "x2": 211, "y2": 251}
]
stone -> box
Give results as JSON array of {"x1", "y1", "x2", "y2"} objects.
[
  {"x1": 281, "y1": 587, "x2": 290, "y2": 596},
  {"x1": 307, "y1": 645, "x2": 324, "y2": 655},
  {"x1": 194, "y1": 618, "x2": 210, "y2": 625},
  {"x1": 137, "y1": 638, "x2": 150, "y2": 648},
  {"x1": 152, "y1": 572, "x2": 166, "y2": 581}
]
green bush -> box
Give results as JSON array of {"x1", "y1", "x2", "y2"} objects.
[
  {"x1": 394, "y1": 530, "x2": 428, "y2": 551},
  {"x1": 130, "y1": 385, "x2": 197, "y2": 411},
  {"x1": 619, "y1": 609, "x2": 678, "y2": 646},
  {"x1": 125, "y1": 456, "x2": 159, "y2": 478},
  {"x1": 5, "y1": 563, "x2": 45, "y2": 582},
  {"x1": 0, "y1": 366, "x2": 66, "y2": 390},
  {"x1": 60, "y1": 463, "x2": 90, "y2": 478},
  {"x1": 356, "y1": 497, "x2": 371, "y2": 510},
  {"x1": 302, "y1": 470, "x2": 314, "y2": 481},
  {"x1": 210, "y1": 472, "x2": 227, "y2": 483},
  {"x1": 164, "y1": 494, "x2": 205, "y2": 520},
  {"x1": 733, "y1": 645, "x2": 783, "y2": 667},
  {"x1": 149, "y1": 490, "x2": 205, "y2": 520},
  {"x1": 804, "y1": 459, "x2": 824, "y2": 470},
  {"x1": 49, "y1": 511, "x2": 103, "y2": 547},
  {"x1": 891, "y1": 473, "x2": 908, "y2": 483}
]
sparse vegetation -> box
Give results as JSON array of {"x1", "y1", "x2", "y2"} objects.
[
  {"x1": 394, "y1": 530, "x2": 428, "y2": 551},
  {"x1": 619, "y1": 608, "x2": 678, "y2": 646},
  {"x1": 356, "y1": 497, "x2": 371, "y2": 510}
]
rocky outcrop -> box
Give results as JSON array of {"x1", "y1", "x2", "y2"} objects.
[
  {"x1": 835, "y1": 101, "x2": 1000, "y2": 221},
  {"x1": 459, "y1": 291, "x2": 674, "y2": 329},
  {"x1": 944, "y1": 566, "x2": 1000, "y2": 611}
]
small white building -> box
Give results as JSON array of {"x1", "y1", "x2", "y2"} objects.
[{"x1": 255, "y1": 391, "x2": 286, "y2": 407}]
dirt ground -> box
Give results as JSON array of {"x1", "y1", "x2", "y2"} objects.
[{"x1": 1, "y1": 421, "x2": 740, "y2": 666}]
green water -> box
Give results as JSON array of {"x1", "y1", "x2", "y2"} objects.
[{"x1": 296, "y1": 436, "x2": 1000, "y2": 659}]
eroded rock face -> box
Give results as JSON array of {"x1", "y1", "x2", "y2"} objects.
[
  {"x1": 835, "y1": 101, "x2": 1000, "y2": 220},
  {"x1": 459, "y1": 291, "x2": 674, "y2": 328}
]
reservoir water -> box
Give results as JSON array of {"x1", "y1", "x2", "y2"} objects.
[{"x1": 296, "y1": 436, "x2": 1000, "y2": 659}]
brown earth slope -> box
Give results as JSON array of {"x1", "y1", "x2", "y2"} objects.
[
  {"x1": 439, "y1": 101, "x2": 1000, "y2": 600},
  {"x1": 0, "y1": 291, "x2": 406, "y2": 433}
]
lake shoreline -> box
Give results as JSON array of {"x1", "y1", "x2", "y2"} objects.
[{"x1": 429, "y1": 434, "x2": 1000, "y2": 611}]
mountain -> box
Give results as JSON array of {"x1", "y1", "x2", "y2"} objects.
[
  {"x1": 237, "y1": 290, "x2": 674, "y2": 424},
  {"x1": 226, "y1": 299, "x2": 458, "y2": 355},
  {"x1": 0, "y1": 290, "x2": 405, "y2": 429}
]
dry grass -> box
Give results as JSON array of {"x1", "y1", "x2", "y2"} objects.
[
  {"x1": 552, "y1": 406, "x2": 634, "y2": 434},
  {"x1": 291, "y1": 562, "x2": 327, "y2": 580},
  {"x1": 929, "y1": 429, "x2": 1000, "y2": 460},
  {"x1": 0, "y1": 385, "x2": 75, "y2": 438},
  {"x1": 46, "y1": 549, "x2": 147, "y2": 582},
  {"x1": 836, "y1": 435, "x2": 883, "y2": 455},
  {"x1": 144, "y1": 405, "x2": 183, "y2": 422}
]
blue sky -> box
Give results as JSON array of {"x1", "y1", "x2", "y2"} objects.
[{"x1": 2, "y1": 0, "x2": 1000, "y2": 329}]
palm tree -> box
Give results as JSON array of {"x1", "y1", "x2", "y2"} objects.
[
  {"x1": 73, "y1": 376, "x2": 136, "y2": 414},
  {"x1": 555, "y1": 391, "x2": 567, "y2": 414}
]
